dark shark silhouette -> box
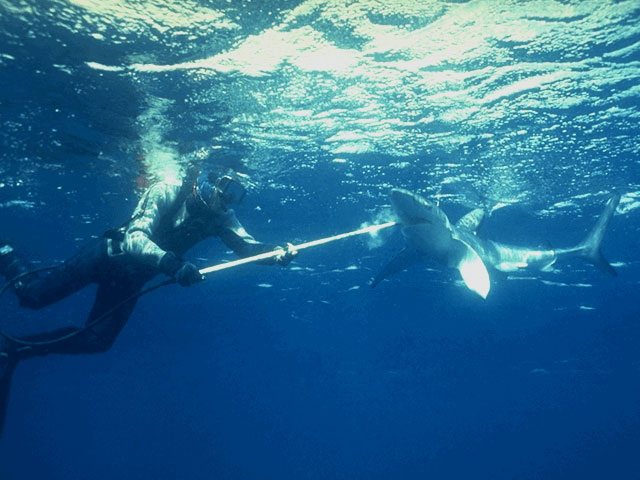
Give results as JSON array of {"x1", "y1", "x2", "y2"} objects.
[{"x1": 372, "y1": 189, "x2": 620, "y2": 298}]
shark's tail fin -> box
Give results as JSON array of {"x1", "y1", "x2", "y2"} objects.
[{"x1": 576, "y1": 192, "x2": 620, "y2": 276}]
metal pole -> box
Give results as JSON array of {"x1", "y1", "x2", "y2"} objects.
[{"x1": 199, "y1": 221, "x2": 397, "y2": 276}]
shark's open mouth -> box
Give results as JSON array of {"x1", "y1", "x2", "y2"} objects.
[{"x1": 403, "y1": 215, "x2": 432, "y2": 226}]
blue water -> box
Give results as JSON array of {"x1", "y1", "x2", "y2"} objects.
[{"x1": 1, "y1": 1, "x2": 640, "y2": 478}]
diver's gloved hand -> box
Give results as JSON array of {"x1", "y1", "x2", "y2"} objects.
[
  {"x1": 274, "y1": 243, "x2": 298, "y2": 266},
  {"x1": 174, "y1": 262, "x2": 204, "y2": 286},
  {"x1": 159, "y1": 252, "x2": 204, "y2": 286}
]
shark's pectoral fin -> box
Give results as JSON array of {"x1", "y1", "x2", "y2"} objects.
[
  {"x1": 371, "y1": 248, "x2": 419, "y2": 288},
  {"x1": 451, "y1": 240, "x2": 490, "y2": 299}
]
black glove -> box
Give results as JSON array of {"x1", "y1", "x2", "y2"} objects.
[
  {"x1": 159, "y1": 252, "x2": 203, "y2": 286},
  {"x1": 175, "y1": 262, "x2": 203, "y2": 286},
  {"x1": 274, "y1": 243, "x2": 298, "y2": 266}
]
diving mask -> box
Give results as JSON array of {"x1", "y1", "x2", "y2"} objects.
[
  {"x1": 215, "y1": 175, "x2": 246, "y2": 205},
  {"x1": 196, "y1": 170, "x2": 246, "y2": 209}
]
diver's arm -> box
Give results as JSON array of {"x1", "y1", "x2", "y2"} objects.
[
  {"x1": 122, "y1": 182, "x2": 180, "y2": 267},
  {"x1": 218, "y1": 210, "x2": 277, "y2": 259},
  {"x1": 217, "y1": 210, "x2": 296, "y2": 266}
]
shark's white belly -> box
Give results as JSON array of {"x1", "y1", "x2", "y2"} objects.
[{"x1": 404, "y1": 223, "x2": 458, "y2": 262}]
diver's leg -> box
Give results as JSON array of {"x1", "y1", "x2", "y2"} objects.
[
  {"x1": 2, "y1": 240, "x2": 105, "y2": 310},
  {"x1": 16, "y1": 277, "x2": 146, "y2": 357},
  {"x1": 0, "y1": 278, "x2": 146, "y2": 434},
  {"x1": 0, "y1": 276, "x2": 139, "y2": 435},
  {"x1": 69, "y1": 278, "x2": 146, "y2": 354}
]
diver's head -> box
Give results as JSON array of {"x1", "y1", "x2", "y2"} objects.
[{"x1": 195, "y1": 168, "x2": 246, "y2": 211}]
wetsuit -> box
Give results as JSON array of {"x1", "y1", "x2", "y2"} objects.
[{"x1": 3, "y1": 177, "x2": 278, "y2": 358}]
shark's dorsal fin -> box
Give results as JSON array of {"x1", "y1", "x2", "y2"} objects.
[
  {"x1": 370, "y1": 248, "x2": 418, "y2": 288},
  {"x1": 450, "y1": 238, "x2": 490, "y2": 299},
  {"x1": 455, "y1": 208, "x2": 486, "y2": 233}
]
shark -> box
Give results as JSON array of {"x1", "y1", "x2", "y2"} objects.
[{"x1": 371, "y1": 189, "x2": 620, "y2": 298}]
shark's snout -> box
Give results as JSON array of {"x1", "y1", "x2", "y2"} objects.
[{"x1": 391, "y1": 189, "x2": 433, "y2": 225}]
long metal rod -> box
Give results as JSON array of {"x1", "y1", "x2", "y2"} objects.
[{"x1": 199, "y1": 221, "x2": 397, "y2": 276}]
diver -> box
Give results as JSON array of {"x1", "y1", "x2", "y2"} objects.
[{"x1": 0, "y1": 166, "x2": 297, "y2": 433}]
